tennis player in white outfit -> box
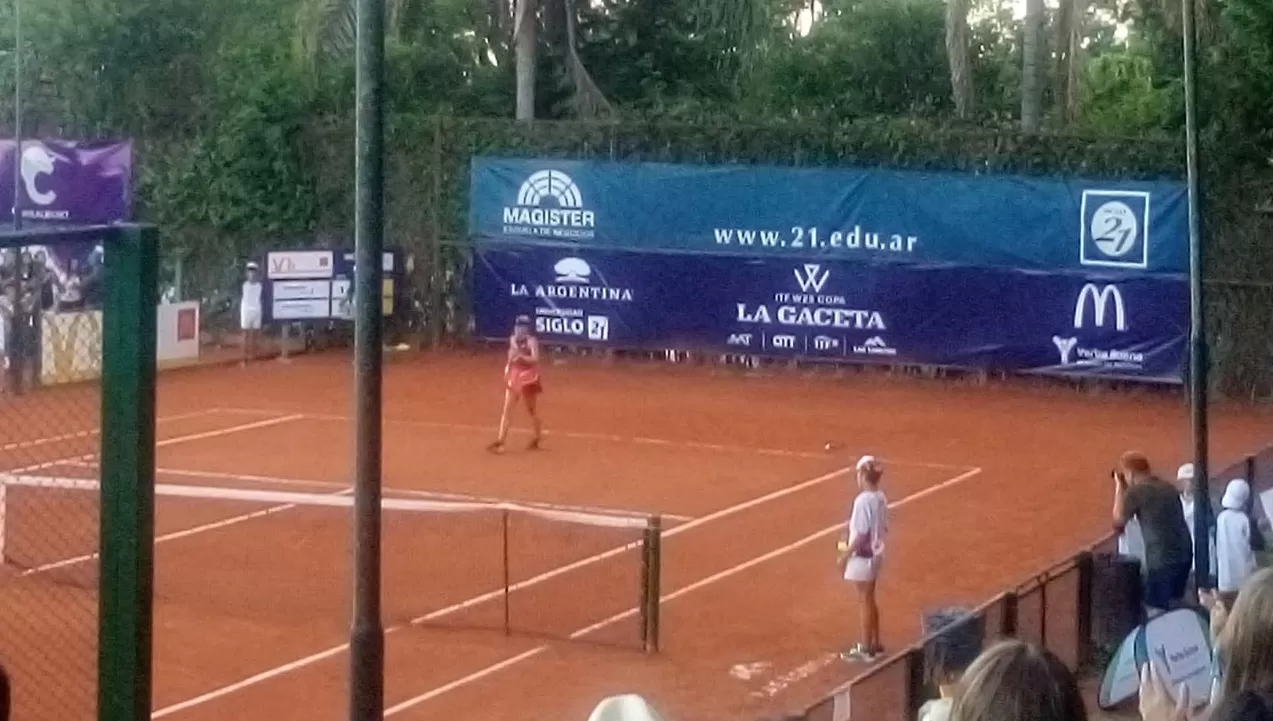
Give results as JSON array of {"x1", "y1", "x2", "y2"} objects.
[
  {"x1": 240, "y1": 261, "x2": 264, "y2": 366},
  {"x1": 839, "y1": 455, "x2": 888, "y2": 662}
]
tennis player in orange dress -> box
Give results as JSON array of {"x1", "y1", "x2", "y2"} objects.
[{"x1": 488, "y1": 315, "x2": 544, "y2": 453}]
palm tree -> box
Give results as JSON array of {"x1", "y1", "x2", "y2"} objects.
[
  {"x1": 1060, "y1": 0, "x2": 1084, "y2": 123},
  {"x1": 294, "y1": 0, "x2": 412, "y2": 71},
  {"x1": 520, "y1": 0, "x2": 611, "y2": 119},
  {"x1": 690, "y1": 0, "x2": 775, "y2": 86},
  {"x1": 1020, "y1": 0, "x2": 1044, "y2": 131},
  {"x1": 946, "y1": 0, "x2": 974, "y2": 119},
  {"x1": 514, "y1": 0, "x2": 537, "y2": 120},
  {"x1": 294, "y1": 0, "x2": 610, "y2": 121}
]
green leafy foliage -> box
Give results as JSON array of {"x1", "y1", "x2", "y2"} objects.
[{"x1": 757, "y1": 0, "x2": 952, "y2": 118}]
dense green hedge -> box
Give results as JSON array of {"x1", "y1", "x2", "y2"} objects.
[{"x1": 144, "y1": 115, "x2": 1273, "y2": 397}]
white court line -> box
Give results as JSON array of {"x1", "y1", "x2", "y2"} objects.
[
  {"x1": 22, "y1": 488, "x2": 355, "y2": 576},
  {"x1": 383, "y1": 466, "x2": 984, "y2": 717},
  {"x1": 0, "y1": 408, "x2": 218, "y2": 454},
  {"x1": 6, "y1": 414, "x2": 304, "y2": 476},
  {"x1": 58, "y1": 461, "x2": 697, "y2": 523},
  {"x1": 152, "y1": 461, "x2": 864, "y2": 719},
  {"x1": 8, "y1": 414, "x2": 308, "y2": 574},
  {"x1": 215, "y1": 407, "x2": 973, "y2": 470}
]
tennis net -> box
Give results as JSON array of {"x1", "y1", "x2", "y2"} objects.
[{"x1": 0, "y1": 471, "x2": 664, "y2": 658}]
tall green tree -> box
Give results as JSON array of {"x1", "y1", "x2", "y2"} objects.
[
  {"x1": 759, "y1": 0, "x2": 951, "y2": 118},
  {"x1": 1020, "y1": 0, "x2": 1044, "y2": 130},
  {"x1": 947, "y1": 0, "x2": 975, "y2": 118}
]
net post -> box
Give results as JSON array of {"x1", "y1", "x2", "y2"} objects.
[
  {"x1": 98, "y1": 225, "x2": 159, "y2": 721},
  {"x1": 502, "y1": 508, "x2": 511, "y2": 636},
  {"x1": 647, "y1": 515, "x2": 663, "y2": 654}
]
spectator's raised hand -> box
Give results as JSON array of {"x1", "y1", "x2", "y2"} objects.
[{"x1": 1139, "y1": 662, "x2": 1194, "y2": 721}]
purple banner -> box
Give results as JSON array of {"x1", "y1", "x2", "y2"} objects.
[{"x1": 0, "y1": 140, "x2": 132, "y2": 225}]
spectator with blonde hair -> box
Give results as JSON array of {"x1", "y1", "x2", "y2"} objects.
[
  {"x1": 948, "y1": 641, "x2": 1087, "y2": 721},
  {"x1": 1209, "y1": 568, "x2": 1273, "y2": 719},
  {"x1": 1141, "y1": 569, "x2": 1273, "y2": 721}
]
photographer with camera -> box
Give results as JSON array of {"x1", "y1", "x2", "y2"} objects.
[{"x1": 1112, "y1": 452, "x2": 1194, "y2": 615}]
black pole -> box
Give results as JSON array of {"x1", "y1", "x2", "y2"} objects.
[
  {"x1": 1182, "y1": 0, "x2": 1211, "y2": 590},
  {"x1": 12, "y1": 0, "x2": 22, "y2": 231},
  {"x1": 348, "y1": 0, "x2": 385, "y2": 712}
]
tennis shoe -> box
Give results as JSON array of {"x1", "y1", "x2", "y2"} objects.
[
  {"x1": 840, "y1": 644, "x2": 871, "y2": 663},
  {"x1": 840, "y1": 644, "x2": 883, "y2": 663},
  {"x1": 486, "y1": 441, "x2": 505, "y2": 454}
]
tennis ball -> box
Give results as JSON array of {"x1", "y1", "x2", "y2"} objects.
[{"x1": 824, "y1": 442, "x2": 836, "y2": 452}]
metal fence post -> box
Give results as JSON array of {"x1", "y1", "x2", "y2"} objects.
[
  {"x1": 1076, "y1": 552, "x2": 1095, "y2": 668},
  {"x1": 99, "y1": 225, "x2": 159, "y2": 721},
  {"x1": 1001, "y1": 592, "x2": 1019, "y2": 638},
  {"x1": 904, "y1": 647, "x2": 926, "y2": 721},
  {"x1": 1038, "y1": 577, "x2": 1049, "y2": 649}
]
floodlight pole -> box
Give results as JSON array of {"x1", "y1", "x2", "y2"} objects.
[
  {"x1": 348, "y1": 0, "x2": 385, "y2": 713},
  {"x1": 12, "y1": 0, "x2": 22, "y2": 230},
  {"x1": 1182, "y1": 0, "x2": 1211, "y2": 586}
]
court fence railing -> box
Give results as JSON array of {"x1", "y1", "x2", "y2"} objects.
[{"x1": 800, "y1": 445, "x2": 1273, "y2": 721}]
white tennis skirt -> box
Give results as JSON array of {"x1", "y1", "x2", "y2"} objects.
[{"x1": 844, "y1": 556, "x2": 882, "y2": 583}]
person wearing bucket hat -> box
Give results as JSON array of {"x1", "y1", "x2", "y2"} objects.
[
  {"x1": 1216, "y1": 479, "x2": 1259, "y2": 610},
  {"x1": 838, "y1": 455, "x2": 888, "y2": 663}
]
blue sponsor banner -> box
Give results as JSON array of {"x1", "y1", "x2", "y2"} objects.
[
  {"x1": 473, "y1": 245, "x2": 1187, "y2": 382},
  {"x1": 469, "y1": 158, "x2": 1188, "y2": 274}
]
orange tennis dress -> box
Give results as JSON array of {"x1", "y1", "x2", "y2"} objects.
[{"x1": 505, "y1": 337, "x2": 542, "y2": 396}]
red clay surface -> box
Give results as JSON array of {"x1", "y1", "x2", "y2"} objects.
[{"x1": 2, "y1": 350, "x2": 1272, "y2": 721}]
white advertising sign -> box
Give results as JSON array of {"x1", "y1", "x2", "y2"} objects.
[
  {"x1": 271, "y1": 298, "x2": 330, "y2": 320},
  {"x1": 266, "y1": 250, "x2": 334, "y2": 280},
  {"x1": 272, "y1": 280, "x2": 332, "y2": 300}
]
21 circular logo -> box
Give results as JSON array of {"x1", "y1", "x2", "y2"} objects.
[{"x1": 1090, "y1": 201, "x2": 1139, "y2": 258}]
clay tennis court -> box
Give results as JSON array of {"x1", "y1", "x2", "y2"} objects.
[{"x1": 1, "y1": 351, "x2": 1270, "y2": 721}]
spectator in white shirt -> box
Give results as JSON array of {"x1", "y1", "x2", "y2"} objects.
[
  {"x1": 918, "y1": 610, "x2": 983, "y2": 721},
  {"x1": 240, "y1": 261, "x2": 264, "y2": 366},
  {"x1": 1177, "y1": 462, "x2": 1218, "y2": 590},
  {"x1": 1217, "y1": 479, "x2": 1259, "y2": 610}
]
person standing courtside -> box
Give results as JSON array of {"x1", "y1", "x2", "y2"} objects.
[
  {"x1": 239, "y1": 261, "x2": 264, "y2": 366},
  {"x1": 1112, "y1": 452, "x2": 1194, "y2": 615}
]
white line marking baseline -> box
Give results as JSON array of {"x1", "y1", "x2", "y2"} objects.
[
  {"x1": 381, "y1": 467, "x2": 983, "y2": 717},
  {"x1": 152, "y1": 462, "x2": 865, "y2": 719},
  {"x1": 213, "y1": 407, "x2": 974, "y2": 470}
]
